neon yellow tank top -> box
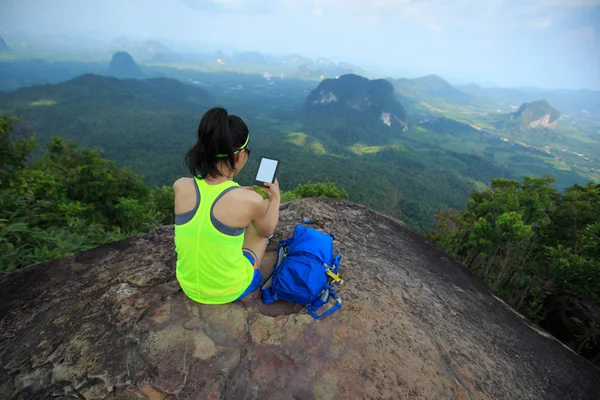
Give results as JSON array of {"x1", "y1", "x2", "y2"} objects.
[{"x1": 174, "y1": 177, "x2": 253, "y2": 304}]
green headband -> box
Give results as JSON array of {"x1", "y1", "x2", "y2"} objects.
[{"x1": 216, "y1": 134, "x2": 250, "y2": 158}]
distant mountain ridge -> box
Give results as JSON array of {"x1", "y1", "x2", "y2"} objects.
[
  {"x1": 391, "y1": 74, "x2": 474, "y2": 106},
  {"x1": 460, "y1": 84, "x2": 600, "y2": 116},
  {"x1": 304, "y1": 74, "x2": 407, "y2": 144},
  {"x1": 109, "y1": 38, "x2": 173, "y2": 62}
]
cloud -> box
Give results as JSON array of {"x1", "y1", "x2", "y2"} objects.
[
  {"x1": 178, "y1": 0, "x2": 600, "y2": 32},
  {"x1": 300, "y1": 0, "x2": 600, "y2": 31}
]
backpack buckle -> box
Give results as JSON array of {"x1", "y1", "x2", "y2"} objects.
[{"x1": 326, "y1": 269, "x2": 344, "y2": 285}]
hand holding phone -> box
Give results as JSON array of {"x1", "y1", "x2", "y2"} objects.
[
  {"x1": 254, "y1": 157, "x2": 279, "y2": 185},
  {"x1": 263, "y1": 179, "x2": 280, "y2": 200}
]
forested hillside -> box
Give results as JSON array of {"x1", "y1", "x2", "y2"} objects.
[
  {"x1": 0, "y1": 116, "x2": 348, "y2": 271},
  {"x1": 430, "y1": 176, "x2": 600, "y2": 365},
  {"x1": 0, "y1": 116, "x2": 171, "y2": 271},
  {"x1": 0, "y1": 74, "x2": 515, "y2": 231}
]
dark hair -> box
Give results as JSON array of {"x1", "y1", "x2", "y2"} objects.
[{"x1": 185, "y1": 107, "x2": 249, "y2": 179}]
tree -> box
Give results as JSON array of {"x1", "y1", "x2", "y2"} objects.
[
  {"x1": 0, "y1": 117, "x2": 169, "y2": 271},
  {"x1": 429, "y1": 176, "x2": 600, "y2": 365}
]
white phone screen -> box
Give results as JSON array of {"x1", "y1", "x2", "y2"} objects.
[{"x1": 256, "y1": 158, "x2": 278, "y2": 183}]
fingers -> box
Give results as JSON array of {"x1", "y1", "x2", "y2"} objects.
[
  {"x1": 263, "y1": 179, "x2": 279, "y2": 199},
  {"x1": 263, "y1": 179, "x2": 278, "y2": 187}
]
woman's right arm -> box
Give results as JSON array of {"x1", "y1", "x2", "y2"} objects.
[{"x1": 250, "y1": 179, "x2": 281, "y2": 238}]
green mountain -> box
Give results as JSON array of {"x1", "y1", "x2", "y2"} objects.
[
  {"x1": 391, "y1": 74, "x2": 473, "y2": 106},
  {"x1": 109, "y1": 51, "x2": 142, "y2": 78},
  {"x1": 0, "y1": 74, "x2": 211, "y2": 184},
  {"x1": 305, "y1": 74, "x2": 407, "y2": 144},
  {"x1": 512, "y1": 100, "x2": 560, "y2": 128},
  {"x1": 0, "y1": 73, "x2": 510, "y2": 231},
  {"x1": 493, "y1": 100, "x2": 561, "y2": 130},
  {"x1": 0, "y1": 36, "x2": 9, "y2": 52}
]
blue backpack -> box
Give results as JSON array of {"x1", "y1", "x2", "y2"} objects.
[{"x1": 261, "y1": 222, "x2": 344, "y2": 319}]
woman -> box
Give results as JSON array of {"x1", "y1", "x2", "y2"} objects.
[{"x1": 173, "y1": 107, "x2": 280, "y2": 304}]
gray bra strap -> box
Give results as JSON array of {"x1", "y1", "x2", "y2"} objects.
[
  {"x1": 175, "y1": 179, "x2": 200, "y2": 225},
  {"x1": 210, "y1": 186, "x2": 245, "y2": 236}
]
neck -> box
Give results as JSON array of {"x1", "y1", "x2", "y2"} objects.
[{"x1": 205, "y1": 162, "x2": 235, "y2": 184}]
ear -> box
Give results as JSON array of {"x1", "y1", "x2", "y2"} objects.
[{"x1": 234, "y1": 151, "x2": 244, "y2": 165}]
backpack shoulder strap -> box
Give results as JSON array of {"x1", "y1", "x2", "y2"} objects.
[
  {"x1": 307, "y1": 288, "x2": 342, "y2": 319},
  {"x1": 260, "y1": 239, "x2": 288, "y2": 304}
]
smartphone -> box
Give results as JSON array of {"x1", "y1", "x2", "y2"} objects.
[{"x1": 254, "y1": 157, "x2": 280, "y2": 185}]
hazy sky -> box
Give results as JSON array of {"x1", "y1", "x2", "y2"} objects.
[{"x1": 2, "y1": 0, "x2": 600, "y2": 89}]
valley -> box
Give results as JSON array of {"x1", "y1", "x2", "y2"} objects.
[{"x1": 0, "y1": 46, "x2": 598, "y2": 232}]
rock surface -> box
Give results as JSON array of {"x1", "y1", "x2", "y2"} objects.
[{"x1": 1, "y1": 198, "x2": 599, "y2": 399}]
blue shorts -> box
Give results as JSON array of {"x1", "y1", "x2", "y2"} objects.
[{"x1": 236, "y1": 248, "x2": 262, "y2": 300}]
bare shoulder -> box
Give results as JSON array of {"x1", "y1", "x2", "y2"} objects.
[
  {"x1": 224, "y1": 187, "x2": 265, "y2": 213},
  {"x1": 173, "y1": 177, "x2": 194, "y2": 191},
  {"x1": 229, "y1": 186, "x2": 264, "y2": 203},
  {"x1": 229, "y1": 188, "x2": 267, "y2": 219}
]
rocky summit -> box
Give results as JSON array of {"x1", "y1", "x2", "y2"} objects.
[{"x1": 1, "y1": 198, "x2": 598, "y2": 399}]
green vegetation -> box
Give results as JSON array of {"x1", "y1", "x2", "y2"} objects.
[
  {"x1": 429, "y1": 176, "x2": 600, "y2": 364},
  {"x1": 0, "y1": 116, "x2": 351, "y2": 272},
  {"x1": 409, "y1": 114, "x2": 600, "y2": 188},
  {"x1": 0, "y1": 63, "x2": 597, "y2": 231},
  {"x1": 391, "y1": 74, "x2": 475, "y2": 107},
  {"x1": 304, "y1": 74, "x2": 406, "y2": 145},
  {"x1": 0, "y1": 73, "x2": 515, "y2": 231},
  {"x1": 0, "y1": 116, "x2": 173, "y2": 271},
  {"x1": 287, "y1": 132, "x2": 307, "y2": 146},
  {"x1": 252, "y1": 182, "x2": 349, "y2": 202},
  {"x1": 29, "y1": 99, "x2": 56, "y2": 107}
]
